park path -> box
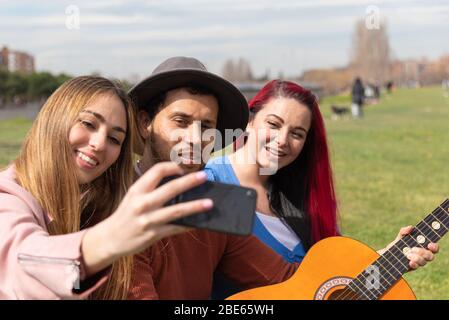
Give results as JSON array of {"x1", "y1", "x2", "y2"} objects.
[{"x1": 0, "y1": 101, "x2": 43, "y2": 121}]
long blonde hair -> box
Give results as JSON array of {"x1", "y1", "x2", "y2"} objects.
[{"x1": 14, "y1": 76, "x2": 136, "y2": 299}]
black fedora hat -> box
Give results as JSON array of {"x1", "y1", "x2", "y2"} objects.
[{"x1": 128, "y1": 56, "x2": 248, "y2": 150}]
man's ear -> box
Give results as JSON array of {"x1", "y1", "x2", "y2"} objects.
[
  {"x1": 132, "y1": 110, "x2": 152, "y2": 156},
  {"x1": 138, "y1": 110, "x2": 152, "y2": 139}
]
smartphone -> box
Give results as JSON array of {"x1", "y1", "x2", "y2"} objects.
[{"x1": 162, "y1": 177, "x2": 257, "y2": 236}]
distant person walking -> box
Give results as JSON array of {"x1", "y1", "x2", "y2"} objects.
[
  {"x1": 351, "y1": 77, "x2": 365, "y2": 118},
  {"x1": 386, "y1": 81, "x2": 394, "y2": 94}
]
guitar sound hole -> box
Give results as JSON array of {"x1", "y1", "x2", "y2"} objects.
[{"x1": 328, "y1": 288, "x2": 362, "y2": 300}]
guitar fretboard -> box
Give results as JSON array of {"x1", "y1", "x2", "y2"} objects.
[{"x1": 346, "y1": 199, "x2": 449, "y2": 300}]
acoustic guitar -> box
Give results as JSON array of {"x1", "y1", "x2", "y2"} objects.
[{"x1": 227, "y1": 199, "x2": 449, "y2": 300}]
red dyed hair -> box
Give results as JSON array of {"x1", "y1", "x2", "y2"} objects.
[{"x1": 238, "y1": 80, "x2": 339, "y2": 244}]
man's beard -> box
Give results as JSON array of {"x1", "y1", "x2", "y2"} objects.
[
  {"x1": 147, "y1": 126, "x2": 206, "y2": 171},
  {"x1": 148, "y1": 126, "x2": 171, "y2": 163}
]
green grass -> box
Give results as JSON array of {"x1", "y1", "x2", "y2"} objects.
[
  {"x1": 1, "y1": 86, "x2": 449, "y2": 299},
  {"x1": 0, "y1": 118, "x2": 31, "y2": 169},
  {"x1": 321, "y1": 87, "x2": 449, "y2": 299}
]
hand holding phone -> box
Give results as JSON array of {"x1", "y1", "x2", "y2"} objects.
[{"x1": 162, "y1": 177, "x2": 257, "y2": 236}]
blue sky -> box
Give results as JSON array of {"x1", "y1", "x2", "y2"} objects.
[{"x1": 1, "y1": 0, "x2": 448, "y2": 81}]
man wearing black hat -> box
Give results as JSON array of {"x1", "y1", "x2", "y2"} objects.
[
  {"x1": 127, "y1": 56, "x2": 297, "y2": 299},
  {"x1": 129, "y1": 56, "x2": 248, "y2": 174}
]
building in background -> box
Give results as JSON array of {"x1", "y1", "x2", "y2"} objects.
[{"x1": 0, "y1": 46, "x2": 35, "y2": 73}]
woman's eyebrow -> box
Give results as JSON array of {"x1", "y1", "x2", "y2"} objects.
[
  {"x1": 267, "y1": 114, "x2": 308, "y2": 133},
  {"x1": 81, "y1": 110, "x2": 126, "y2": 134}
]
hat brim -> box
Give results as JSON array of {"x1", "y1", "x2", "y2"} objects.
[{"x1": 128, "y1": 69, "x2": 248, "y2": 151}]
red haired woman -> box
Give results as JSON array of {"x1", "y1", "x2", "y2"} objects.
[{"x1": 205, "y1": 80, "x2": 438, "y2": 298}]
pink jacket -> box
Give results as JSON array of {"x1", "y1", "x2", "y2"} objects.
[{"x1": 0, "y1": 166, "x2": 109, "y2": 299}]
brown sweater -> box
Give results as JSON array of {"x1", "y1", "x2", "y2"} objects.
[{"x1": 128, "y1": 229, "x2": 299, "y2": 299}]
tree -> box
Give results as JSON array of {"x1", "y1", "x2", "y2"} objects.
[
  {"x1": 351, "y1": 19, "x2": 391, "y2": 84},
  {"x1": 0, "y1": 71, "x2": 73, "y2": 105},
  {"x1": 28, "y1": 72, "x2": 60, "y2": 100},
  {"x1": 5, "y1": 72, "x2": 28, "y2": 104},
  {"x1": 0, "y1": 69, "x2": 8, "y2": 106}
]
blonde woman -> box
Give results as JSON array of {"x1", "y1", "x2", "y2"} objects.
[{"x1": 0, "y1": 76, "x2": 212, "y2": 299}]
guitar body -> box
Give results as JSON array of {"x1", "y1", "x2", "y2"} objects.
[{"x1": 227, "y1": 236, "x2": 416, "y2": 300}]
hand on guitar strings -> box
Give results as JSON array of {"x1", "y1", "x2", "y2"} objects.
[{"x1": 377, "y1": 226, "x2": 439, "y2": 271}]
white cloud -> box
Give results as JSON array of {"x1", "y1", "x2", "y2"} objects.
[
  {"x1": 386, "y1": 5, "x2": 449, "y2": 26},
  {"x1": 0, "y1": 13, "x2": 177, "y2": 28},
  {"x1": 1, "y1": 0, "x2": 448, "y2": 79},
  {"x1": 144, "y1": 0, "x2": 416, "y2": 12}
]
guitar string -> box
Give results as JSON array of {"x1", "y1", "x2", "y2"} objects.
[
  {"x1": 336, "y1": 236, "x2": 426, "y2": 300},
  {"x1": 336, "y1": 208, "x2": 449, "y2": 301},
  {"x1": 335, "y1": 225, "x2": 444, "y2": 300},
  {"x1": 330, "y1": 247, "x2": 405, "y2": 300},
  {"x1": 336, "y1": 204, "x2": 449, "y2": 300},
  {"x1": 335, "y1": 206, "x2": 449, "y2": 300},
  {"x1": 333, "y1": 203, "x2": 449, "y2": 300}
]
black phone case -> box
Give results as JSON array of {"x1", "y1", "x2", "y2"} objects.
[{"x1": 165, "y1": 180, "x2": 257, "y2": 236}]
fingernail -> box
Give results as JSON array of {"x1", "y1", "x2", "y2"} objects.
[
  {"x1": 196, "y1": 171, "x2": 207, "y2": 180},
  {"x1": 202, "y1": 199, "x2": 213, "y2": 209}
]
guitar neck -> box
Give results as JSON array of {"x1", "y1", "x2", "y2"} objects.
[{"x1": 347, "y1": 199, "x2": 449, "y2": 300}]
